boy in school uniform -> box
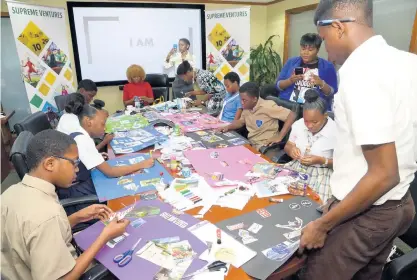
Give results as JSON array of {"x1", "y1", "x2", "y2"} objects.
[
  {"x1": 1, "y1": 130, "x2": 130, "y2": 280},
  {"x1": 219, "y1": 72, "x2": 243, "y2": 123},
  {"x1": 220, "y1": 82, "x2": 297, "y2": 151}
]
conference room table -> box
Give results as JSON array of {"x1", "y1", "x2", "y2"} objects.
[{"x1": 106, "y1": 141, "x2": 321, "y2": 280}]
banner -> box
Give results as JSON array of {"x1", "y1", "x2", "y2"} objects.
[
  {"x1": 7, "y1": 1, "x2": 75, "y2": 113},
  {"x1": 205, "y1": 7, "x2": 250, "y2": 83}
]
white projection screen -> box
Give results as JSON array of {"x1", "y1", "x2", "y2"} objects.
[{"x1": 67, "y1": 2, "x2": 205, "y2": 86}]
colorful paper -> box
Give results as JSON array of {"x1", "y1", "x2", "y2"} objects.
[
  {"x1": 74, "y1": 200, "x2": 208, "y2": 280},
  {"x1": 110, "y1": 126, "x2": 168, "y2": 154},
  {"x1": 165, "y1": 112, "x2": 227, "y2": 133},
  {"x1": 105, "y1": 114, "x2": 149, "y2": 133},
  {"x1": 184, "y1": 146, "x2": 266, "y2": 187},
  {"x1": 186, "y1": 130, "x2": 249, "y2": 149},
  {"x1": 91, "y1": 154, "x2": 173, "y2": 202}
]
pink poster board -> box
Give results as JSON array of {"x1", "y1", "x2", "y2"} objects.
[
  {"x1": 165, "y1": 112, "x2": 227, "y2": 132},
  {"x1": 184, "y1": 146, "x2": 267, "y2": 187}
]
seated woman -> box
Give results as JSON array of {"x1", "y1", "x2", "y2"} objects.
[
  {"x1": 57, "y1": 93, "x2": 113, "y2": 151},
  {"x1": 56, "y1": 97, "x2": 154, "y2": 214},
  {"x1": 123, "y1": 64, "x2": 154, "y2": 107},
  {"x1": 276, "y1": 33, "x2": 338, "y2": 111},
  {"x1": 280, "y1": 89, "x2": 337, "y2": 202}
]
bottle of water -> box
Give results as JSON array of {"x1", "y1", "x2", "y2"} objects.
[{"x1": 134, "y1": 96, "x2": 140, "y2": 110}]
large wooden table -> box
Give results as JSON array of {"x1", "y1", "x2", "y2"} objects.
[{"x1": 106, "y1": 143, "x2": 320, "y2": 280}]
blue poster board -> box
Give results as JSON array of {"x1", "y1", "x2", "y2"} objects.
[
  {"x1": 110, "y1": 126, "x2": 168, "y2": 154},
  {"x1": 91, "y1": 154, "x2": 173, "y2": 202}
]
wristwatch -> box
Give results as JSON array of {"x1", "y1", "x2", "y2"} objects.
[{"x1": 324, "y1": 158, "x2": 329, "y2": 166}]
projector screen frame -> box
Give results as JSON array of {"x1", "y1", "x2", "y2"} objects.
[{"x1": 67, "y1": 1, "x2": 206, "y2": 87}]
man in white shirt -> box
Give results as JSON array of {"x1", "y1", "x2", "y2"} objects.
[{"x1": 300, "y1": 1, "x2": 417, "y2": 279}]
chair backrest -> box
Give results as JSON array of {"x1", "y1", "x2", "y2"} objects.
[
  {"x1": 266, "y1": 96, "x2": 303, "y2": 120},
  {"x1": 399, "y1": 171, "x2": 417, "y2": 248},
  {"x1": 14, "y1": 111, "x2": 52, "y2": 136},
  {"x1": 10, "y1": 131, "x2": 33, "y2": 180},
  {"x1": 145, "y1": 74, "x2": 169, "y2": 101},
  {"x1": 260, "y1": 84, "x2": 278, "y2": 100},
  {"x1": 54, "y1": 95, "x2": 69, "y2": 112}
]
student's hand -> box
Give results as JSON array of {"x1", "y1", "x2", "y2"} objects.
[
  {"x1": 76, "y1": 204, "x2": 113, "y2": 223},
  {"x1": 101, "y1": 219, "x2": 130, "y2": 241},
  {"x1": 289, "y1": 146, "x2": 302, "y2": 160},
  {"x1": 216, "y1": 126, "x2": 229, "y2": 133},
  {"x1": 298, "y1": 220, "x2": 328, "y2": 254},
  {"x1": 300, "y1": 155, "x2": 323, "y2": 166},
  {"x1": 103, "y1": 133, "x2": 114, "y2": 144},
  {"x1": 185, "y1": 91, "x2": 195, "y2": 97},
  {"x1": 193, "y1": 100, "x2": 203, "y2": 106},
  {"x1": 310, "y1": 74, "x2": 324, "y2": 88},
  {"x1": 289, "y1": 73, "x2": 304, "y2": 84},
  {"x1": 139, "y1": 158, "x2": 155, "y2": 169},
  {"x1": 167, "y1": 48, "x2": 175, "y2": 57}
]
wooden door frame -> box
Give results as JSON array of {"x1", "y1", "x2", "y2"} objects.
[
  {"x1": 409, "y1": 9, "x2": 417, "y2": 54},
  {"x1": 283, "y1": 3, "x2": 318, "y2": 64}
]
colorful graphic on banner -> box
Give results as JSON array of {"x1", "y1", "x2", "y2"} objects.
[
  {"x1": 205, "y1": 7, "x2": 250, "y2": 83},
  {"x1": 7, "y1": 2, "x2": 75, "y2": 113}
]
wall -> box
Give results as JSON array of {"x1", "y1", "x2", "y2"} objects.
[
  {"x1": 1, "y1": 0, "x2": 267, "y2": 114},
  {"x1": 266, "y1": 0, "x2": 319, "y2": 58}
]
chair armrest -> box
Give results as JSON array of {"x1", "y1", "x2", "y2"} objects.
[
  {"x1": 80, "y1": 263, "x2": 111, "y2": 280},
  {"x1": 259, "y1": 140, "x2": 286, "y2": 155},
  {"x1": 383, "y1": 248, "x2": 417, "y2": 280},
  {"x1": 60, "y1": 195, "x2": 100, "y2": 208},
  {"x1": 271, "y1": 149, "x2": 288, "y2": 163}
]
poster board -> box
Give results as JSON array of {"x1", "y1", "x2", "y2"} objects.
[
  {"x1": 165, "y1": 112, "x2": 227, "y2": 133},
  {"x1": 216, "y1": 197, "x2": 321, "y2": 280},
  {"x1": 105, "y1": 114, "x2": 149, "y2": 133},
  {"x1": 185, "y1": 130, "x2": 249, "y2": 149},
  {"x1": 91, "y1": 154, "x2": 173, "y2": 202}
]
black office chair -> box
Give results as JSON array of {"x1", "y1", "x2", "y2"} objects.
[
  {"x1": 54, "y1": 95, "x2": 69, "y2": 112},
  {"x1": 382, "y1": 171, "x2": 417, "y2": 280},
  {"x1": 260, "y1": 84, "x2": 278, "y2": 100},
  {"x1": 8, "y1": 131, "x2": 111, "y2": 279},
  {"x1": 145, "y1": 74, "x2": 169, "y2": 102},
  {"x1": 14, "y1": 111, "x2": 52, "y2": 136},
  {"x1": 258, "y1": 96, "x2": 302, "y2": 161}
]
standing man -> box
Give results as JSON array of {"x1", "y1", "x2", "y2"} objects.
[{"x1": 300, "y1": 0, "x2": 417, "y2": 279}]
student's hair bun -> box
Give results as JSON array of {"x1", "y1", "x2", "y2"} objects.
[
  {"x1": 64, "y1": 92, "x2": 85, "y2": 115},
  {"x1": 304, "y1": 89, "x2": 320, "y2": 103},
  {"x1": 92, "y1": 99, "x2": 105, "y2": 110}
]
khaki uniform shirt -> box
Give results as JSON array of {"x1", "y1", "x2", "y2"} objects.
[
  {"x1": 241, "y1": 98, "x2": 290, "y2": 149},
  {"x1": 1, "y1": 175, "x2": 77, "y2": 280}
]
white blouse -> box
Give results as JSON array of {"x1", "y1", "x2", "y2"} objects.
[
  {"x1": 56, "y1": 113, "x2": 81, "y2": 135},
  {"x1": 288, "y1": 117, "x2": 337, "y2": 163}
]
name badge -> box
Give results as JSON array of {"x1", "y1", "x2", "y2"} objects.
[{"x1": 256, "y1": 120, "x2": 263, "y2": 128}]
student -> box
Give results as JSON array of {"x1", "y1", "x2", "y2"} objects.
[
  {"x1": 219, "y1": 82, "x2": 296, "y2": 151},
  {"x1": 300, "y1": 1, "x2": 417, "y2": 279},
  {"x1": 219, "y1": 72, "x2": 243, "y2": 123},
  {"x1": 1, "y1": 129, "x2": 130, "y2": 280},
  {"x1": 172, "y1": 61, "x2": 197, "y2": 100},
  {"x1": 164, "y1": 38, "x2": 196, "y2": 71},
  {"x1": 57, "y1": 101, "x2": 154, "y2": 211},
  {"x1": 57, "y1": 93, "x2": 114, "y2": 151},
  {"x1": 123, "y1": 64, "x2": 154, "y2": 107},
  {"x1": 276, "y1": 33, "x2": 338, "y2": 111},
  {"x1": 78, "y1": 79, "x2": 98, "y2": 104},
  {"x1": 278, "y1": 89, "x2": 336, "y2": 202}
]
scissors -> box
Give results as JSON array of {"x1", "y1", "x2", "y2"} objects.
[
  {"x1": 182, "y1": 261, "x2": 228, "y2": 279},
  {"x1": 113, "y1": 238, "x2": 142, "y2": 267}
]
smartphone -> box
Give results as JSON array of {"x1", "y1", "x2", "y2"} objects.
[
  {"x1": 173, "y1": 44, "x2": 178, "y2": 51},
  {"x1": 294, "y1": 67, "x2": 304, "y2": 75}
]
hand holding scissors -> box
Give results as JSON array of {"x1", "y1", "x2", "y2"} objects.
[
  {"x1": 113, "y1": 238, "x2": 142, "y2": 267},
  {"x1": 182, "y1": 261, "x2": 228, "y2": 279}
]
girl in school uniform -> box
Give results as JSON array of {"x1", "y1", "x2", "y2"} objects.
[
  {"x1": 56, "y1": 98, "x2": 154, "y2": 214},
  {"x1": 281, "y1": 89, "x2": 337, "y2": 202}
]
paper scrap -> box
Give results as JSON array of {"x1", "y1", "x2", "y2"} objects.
[
  {"x1": 242, "y1": 235, "x2": 258, "y2": 245},
  {"x1": 248, "y1": 223, "x2": 263, "y2": 234}
]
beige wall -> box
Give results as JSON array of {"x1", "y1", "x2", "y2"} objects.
[
  {"x1": 1, "y1": 0, "x2": 267, "y2": 113},
  {"x1": 266, "y1": 0, "x2": 319, "y2": 58}
]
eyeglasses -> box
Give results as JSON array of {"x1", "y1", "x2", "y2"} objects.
[
  {"x1": 317, "y1": 18, "x2": 356, "y2": 26},
  {"x1": 53, "y1": 155, "x2": 80, "y2": 167}
]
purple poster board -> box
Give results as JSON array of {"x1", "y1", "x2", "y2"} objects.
[{"x1": 74, "y1": 200, "x2": 208, "y2": 280}]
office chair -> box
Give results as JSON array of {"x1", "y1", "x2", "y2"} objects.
[
  {"x1": 260, "y1": 84, "x2": 278, "y2": 100},
  {"x1": 258, "y1": 96, "x2": 302, "y2": 162},
  {"x1": 14, "y1": 111, "x2": 52, "y2": 136},
  {"x1": 8, "y1": 131, "x2": 110, "y2": 280},
  {"x1": 145, "y1": 74, "x2": 169, "y2": 102},
  {"x1": 54, "y1": 94, "x2": 69, "y2": 112}
]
